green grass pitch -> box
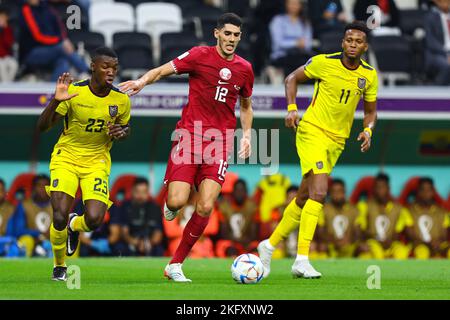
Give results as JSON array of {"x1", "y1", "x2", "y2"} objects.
[{"x1": 0, "y1": 258, "x2": 449, "y2": 300}]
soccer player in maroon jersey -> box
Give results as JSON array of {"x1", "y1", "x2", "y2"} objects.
[{"x1": 119, "y1": 13, "x2": 254, "y2": 282}]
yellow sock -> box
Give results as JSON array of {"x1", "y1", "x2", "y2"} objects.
[
  {"x1": 269, "y1": 198, "x2": 301, "y2": 247},
  {"x1": 50, "y1": 223, "x2": 67, "y2": 267},
  {"x1": 297, "y1": 199, "x2": 322, "y2": 256},
  {"x1": 70, "y1": 215, "x2": 91, "y2": 232}
]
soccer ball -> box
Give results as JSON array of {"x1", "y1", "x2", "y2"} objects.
[{"x1": 231, "y1": 253, "x2": 264, "y2": 284}]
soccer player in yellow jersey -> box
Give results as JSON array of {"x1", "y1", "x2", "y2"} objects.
[
  {"x1": 258, "y1": 21, "x2": 378, "y2": 278},
  {"x1": 37, "y1": 47, "x2": 131, "y2": 281}
]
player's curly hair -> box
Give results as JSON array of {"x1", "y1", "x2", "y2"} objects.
[
  {"x1": 217, "y1": 12, "x2": 242, "y2": 29},
  {"x1": 92, "y1": 47, "x2": 118, "y2": 61},
  {"x1": 345, "y1": 20, "x2": 371, "y2": 37}
]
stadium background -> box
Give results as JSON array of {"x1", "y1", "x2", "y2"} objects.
[{"x1": 0, "y1": 0, "x2": 449, "y2": 261}]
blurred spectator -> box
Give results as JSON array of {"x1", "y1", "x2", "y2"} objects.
[
  {"x1": 424, "y1": 0, "x2": 450, "y2": 85},
  {"x1": 18, "y1": 0, "x2": 88, "y2": 81},
  {"x1": 308, "y1": 0, "x2": 347, "y2": 38},
  {"x1": 355, "y1": 173, "x2": 413, "y2": 259},
  {"x1": 317, "y1": 179, "x2": 360, "y2": 258},
  {"x1": 0, "y1": 178, "x2": 25, "y2": 257},
  {"x1": 268, "y1": 0, "x2": 313, "y2": 80},
  {"x1": 248, "y1": 0, "x2": 285, "y2": 77},
  {"x1": 11, "y1": 174, "x2": 52, "y2": 257},
  {"x1": 353, "y1": 0, "x2": 400, "y2": 28},
  {"x1": 121, "y1": 177, "x2": 164, "y2": 256},
  {"x1": 216, "y1": 179, "x2": 258, "y2": 257},
  {"x1": 77, "y1": 203, "x2": 128, "y2": 257},
  {"x1": 409, "y1": 177, "x2": 449, "y2": 259},
  {"x1": 0, "y1": 6, "x2": 17, "y2": 82},
  {"x1": 49, "y1": 0, "x2": 90, "y2": 12},
  {"x1": 163, "y1": 188, "x2": 218, "y2": 258},
  {"x1": 255, "y1": 173, "x2": 292, "y2": 228},
  {"x1": 270, "y1": 185, "x2": 298, "y2": 258}
]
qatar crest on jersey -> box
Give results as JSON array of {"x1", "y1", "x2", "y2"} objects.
[
  {"x1": 219, "y1": 68, "x2": 232, "y2": 81},
  {"x1": 109, "y1": 105, "x2": 118, "y2": 117},
  {"x1": 357, "y1": 78, "x2": 366, "y2": 89}
]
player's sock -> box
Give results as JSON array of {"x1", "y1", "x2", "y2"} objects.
[
  {"x1": 269, "y1": 198, "x2": 301, "y2": 247},
  {"x1": 50, "y1": 223, "x2": 67, "y2": 267},
  {"x1": 297, "y1": 199, "x2": 322, "y2": 256},
  {"x1": 70, "y1": 214, "x2": 91, "y2": 232},
  {"x1": 170, "y1": 212, "x2": 209, "y2": 264}
]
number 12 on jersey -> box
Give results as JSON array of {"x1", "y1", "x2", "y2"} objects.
[{"x1": 215, "y1": 86, "x2": 228, "y2": 103}]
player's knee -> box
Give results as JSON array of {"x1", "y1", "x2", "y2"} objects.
[
  {"x1": 52, "y1": 210, "x2": 68, "y2": 230},
  {"x1": 84, "y1": 211, "x2": 104, "y2": 230},
  {"x1": 196, "y1": 201, "x2": 213, "y2": 216},
  {"x1": 166, "y1": 195, "x2": 185, "y2": 212},
  {"x1": 309, "y1": 190, "x2": 327, "y2": 203}
]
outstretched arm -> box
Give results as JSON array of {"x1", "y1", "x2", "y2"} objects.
[
  {"x1": 284, "y1": 65, "x2": 311, "y2": 130},
  {"x1": 37, "y1": 73, "x2": 78, "y2": 132},
  {"x1": 238, "y1": 96, "x2": 253, "y2": 159},
  {"x1": 118, "y1": 62, "x2": 176, "y2": 96},
  {"x1": 357, "y1": 100, "x2": 377, "y2": 153}
]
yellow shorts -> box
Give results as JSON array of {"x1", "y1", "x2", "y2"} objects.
[
  {"x1": 46, "y1": 163, "x2": 112, "y2": 208},
  {"x1": 296, "y1": 121, "x2": 345, "y2": 176}
]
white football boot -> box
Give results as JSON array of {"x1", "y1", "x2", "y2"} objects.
[
  {"x1": 164, "y1": 263, "x2": 192, "y2": 283},
  {"x1": 257, "y1": 239, "x2": 274, "y2": 278},
  {"x1": 291, "y1": 259, "x2": 322, "y2": 279},
  {"x1": 164, "y1": 202, "x2": 179, "y2": 221}
]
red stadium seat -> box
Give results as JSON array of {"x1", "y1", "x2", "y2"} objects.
[
  {"x1": 6, "y1": 173, "x2": 36, "y2": 206},
  {"x1": 110, "y1": 174, "x2": 137, "y2": 206},
  {"x1": 398, "y1": 177, "x2": 446, "y2": 208},
  {"x1": 349, "y1": 176, "x2": 375, "y2": 204}
]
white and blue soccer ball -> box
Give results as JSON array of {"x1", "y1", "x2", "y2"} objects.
[{"x1": 231, "y1": 253, "x2": 264, "y2": 284}]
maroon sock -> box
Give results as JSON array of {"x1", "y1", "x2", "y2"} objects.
[{"x1": 170, "y1": 212, "x2": 209, "y2": 264}]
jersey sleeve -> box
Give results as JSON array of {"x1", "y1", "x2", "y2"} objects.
[
  {"x1": 171, "y1": 46, "x2": 203, "y2": 74},
  {"x1": 55, "y1": 84, "x2": 74, "y2": 116},
  {"x1": 395, "y1": 208, "x2": 414, "y2": 233},
  {"x1": 116, "y1": 95, "x2": 131, "y2": 125},
  {"x1": 239, "y1": 64, "x2": 254, "y2": 98},
  {"x1": 364, "y1": 71, "x2": 378, "y2": 102},
  {"x1": 303, "y1": 54, "x2": 324, "y2": 80}
]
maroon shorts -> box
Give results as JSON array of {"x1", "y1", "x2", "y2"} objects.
[{"x1": 164, "y1": 134, "x2": 232, "y2": 188}]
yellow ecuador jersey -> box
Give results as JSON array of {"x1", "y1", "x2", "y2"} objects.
[
  {"x1": 303, "y1": 52, "x2": 378, "y2": 139},
  {"x1": 51, "y1": 79, "x2": 131, "y2": 172}
]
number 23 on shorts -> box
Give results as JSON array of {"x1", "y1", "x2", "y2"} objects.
[{"x1": 93, "y1": 177, "x2": 108, "y2": 195}]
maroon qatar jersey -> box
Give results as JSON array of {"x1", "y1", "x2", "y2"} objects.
[{"x1": 170, "y1": 46, "x2": 254, "y2": 139}]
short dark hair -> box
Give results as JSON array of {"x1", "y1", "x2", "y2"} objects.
[
  {"x1": 0, "y1": 178, "x2": 5, "y2": 188},
  {"x1": 133, "y1": 177, "x2": 149, "y2": 187},
  {"x1": 418, "y1": 177, "x2": 434, "y2": 188},
  {"x1": 375, "y1": 173, "x2": 390, "y2": 184},
  {"x1": 216, "y1": 12, "x2": 242, "y2": 30},
  {"x1": 331, "y1": 178, "x2": 345, "y2": 188},
  {"x1": 287, "y1": 185, "x2": 298, "y2": 194},
  {"x1": 92, "y1": 47, "x2": 118, "y2": 61},
  {"x1": 233, "y1": 179, "x2": 247, "y2": 190},
  {"x1": 345, "y1": 20, "x2": 370, "y2": 38},
  {"x1": 0, "y1": 5, "x2": 9, "y2": 15},
  {"x1": 32, "y1": 174, "x2": 50, "y2": 187}
]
